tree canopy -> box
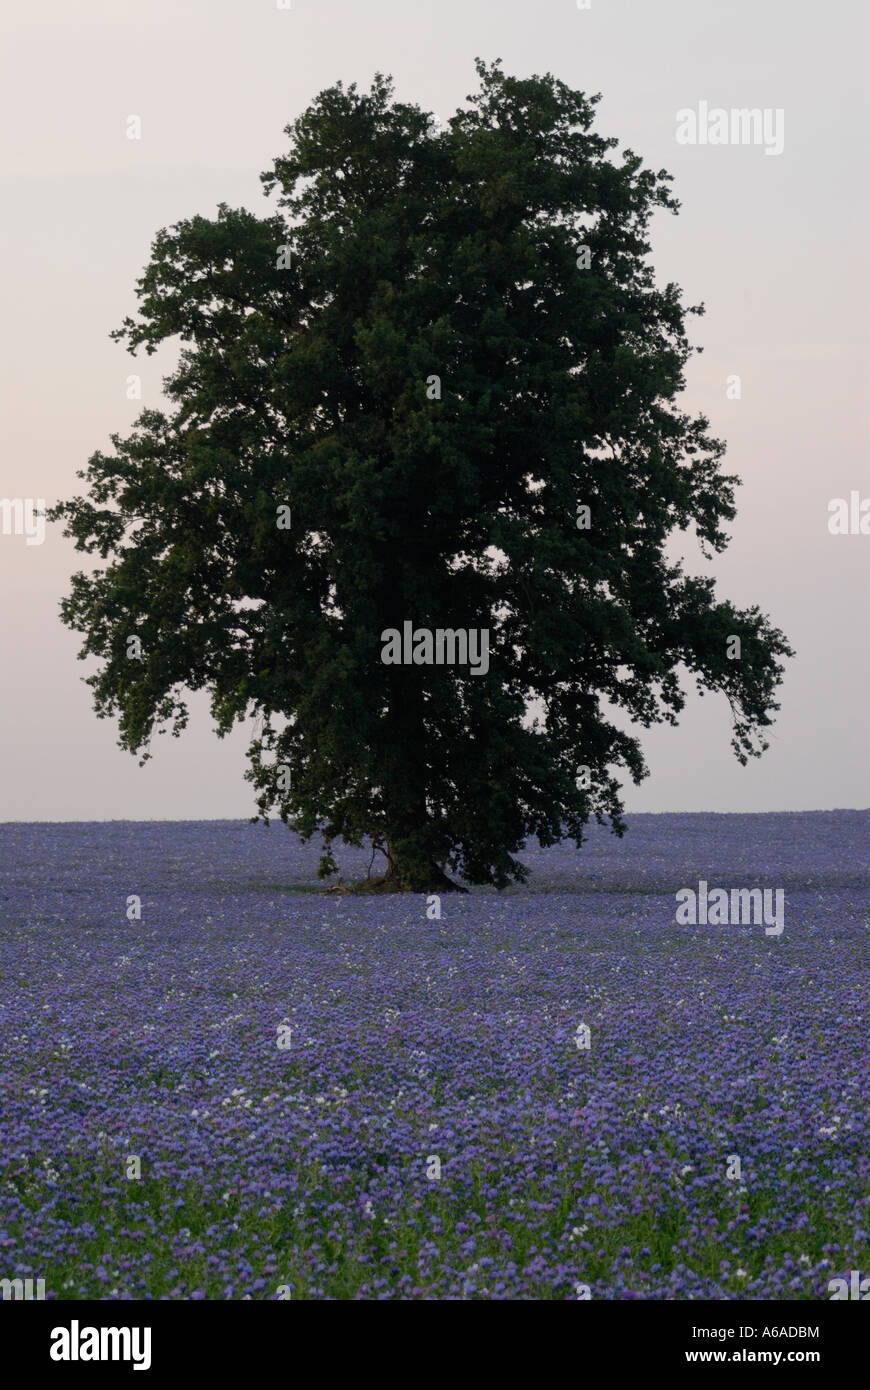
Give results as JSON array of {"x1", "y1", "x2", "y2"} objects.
[{"x1": 51, "y1": 59, "x2": 792, "y2": 891}]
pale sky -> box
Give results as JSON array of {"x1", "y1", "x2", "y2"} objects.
[{"x1": 1, "y1": 0, "x2": 867, "y2": 820}]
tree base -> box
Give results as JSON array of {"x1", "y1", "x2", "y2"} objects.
[{"x1": 321, "y1": 867, "x2": 467, "y2": 896}]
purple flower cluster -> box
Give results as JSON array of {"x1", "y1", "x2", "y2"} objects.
[{"x1": 0, "y1": 811, "x2": 867, "y2": 1299}]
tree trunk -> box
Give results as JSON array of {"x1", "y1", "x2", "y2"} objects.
[
  {"x1": 369, "y1": 839, "x2": 466, "y2": 893},
  {"x1": 356, "y1": 617, "x2": 467, "y2": 893}
]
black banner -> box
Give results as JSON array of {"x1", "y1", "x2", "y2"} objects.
[{"x1": 3, "y1": 1297, "x2": 864, "y2": 1375}]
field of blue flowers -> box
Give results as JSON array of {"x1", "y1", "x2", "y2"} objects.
[{"x1": 0, "y1": 811, "x2": 867, "y2": 1299}]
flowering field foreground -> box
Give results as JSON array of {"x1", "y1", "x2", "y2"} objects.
[{"x1": 0, "y1": 812, "x2": 868, "y2": 1300}]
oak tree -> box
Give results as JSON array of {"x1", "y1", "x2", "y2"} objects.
[{"x1": 51, "y1": 61, "x2": 792, "y2": 891}]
